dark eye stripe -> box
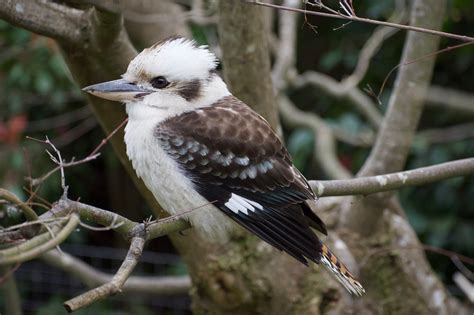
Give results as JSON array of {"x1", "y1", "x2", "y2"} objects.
[{"x1": 177, "y1": 79, "x2": 201, "y2": 101}]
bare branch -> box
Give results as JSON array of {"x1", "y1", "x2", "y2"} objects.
[
  {"x1": 46, "y1": 198, "x2": 191, "y2": 241},
  {"x1": 310, "y1": 158, "x2": 474, "y2": 197},
  {"x1": 46, "y1": 199, "x2": 136, "y2": 238},
  {"x1": 248, "y1": 0, "x2": 474, "y2": 43},
  {"x1": 453, "y1": 273, "x2": 474, "y2": 303},
  {"x1": 278, "y1": 95, "x2": 351, "y2": 179},
  {"x1": 417, "y1": 122, "x2": 474, "y2": 144},
  {"x1": 27, "y1": 153, "x2": 101, "y2": 187},
  {"x1": 42, "y1": 250, "x2": 191, "y2": 295},
  {"x1": 0, "y1": 189, "x2": 38, "y2": 222},
  {"x1": 27, "y1": 118, "x2": 127, "y2": 187},
  {"x1": 0, "y1": 231, "x2": 26, "y2": 244},
  {"x1": 426, "y1": 86, "x2": 474, "y2": 116},
  {"x1": 64, "y1": 234, "x2": 146, "y2": 312},
  {"x1": 218, "y1": 0, "x2": 279, "y2": 128},
  {"x1": 341, "y1": 0, "x2": 408, "y2": 90},
  {"x1": 0, "y1": 214, "x2": 79, "y2": 266},
  {"x1": 89, "y1": 118, "x2": 128, "y2": 157},
  {"x1": 293, "y1": 71, "x2": 383, "y2": 128},
  {"x1": 44, "y1": 137, "x2": 68, "y2": 193},
  {"x1": 357, "y1": 0, "x2": 446, "y2": 178},
  {"x1": 272, "y1": 0, "x2": 299, "y2": 90},
  {"x1": 0, "y1": 0, "x2": 89, "y2": 45},
  {"x1": 377, "y1": 41, "x2": 472, "y2": 100}
]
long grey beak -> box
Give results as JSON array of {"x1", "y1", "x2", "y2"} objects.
[{"x1": 82, "y1": 79, "x2": 151, "y2": 102}]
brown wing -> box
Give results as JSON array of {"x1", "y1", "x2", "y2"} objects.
[{"x1": 155, "y1": 96, "x2": 327, "y2": 264}]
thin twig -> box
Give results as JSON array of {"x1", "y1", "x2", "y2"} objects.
[
  {"x1": 0, "y1": 189, "x2": 38, "y2": 222},
  {"x1": 453, "y1": 272, "x2": 474, "y2": 302},
  {"x1": 341, "y1": 0, "x2": 407, "y2": 90},
  {"x1": 248, "y1": 1, "x2": 474, "y2": 43},
  {"x1": 89, "y1": 117, "x2": 128, "y2": 156},
  {"x1": 25, "y1": 118, "x2": 127, "y2": 187},
  {"x1": 378, "y1": 41, "x2": 473, "y2": 98},
  {"x1": 278, "y1": 95, "x2": 351, "y2": 179},
  {"x1": 64, "y1": 234, "x2": 146, "y2": 312},
  {"x1": 44, "y1": 136, "x2": 67, "y2": 194},
  {"x1": 0, "y1": 214, "x2": 80, "y2": 266},
  {"x1": 41, "y1": 250, "x2": 191, "y2": 295},
  {"x1": 79, "y1": 216, "x2": 124, "y2": 231},
  {"x1": 23, "y1": 186, "x2": 52, "y2": 208},
  {"x1": 451, "y1": 256, "x2": 474, "y2": 281},
  {"x1": 293, "y1": 71, "x2": 383, "y2": 128},
  {"x1": 0, "y1": 217, "x2": 68, "y2": 233},
  {"x1": 0, "y1": 263, "x2": 21, "y2": 284}
]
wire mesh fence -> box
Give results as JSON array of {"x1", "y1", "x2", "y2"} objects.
[{"x1": 6, "y1": 244, "x2": 191, "y2": 314}]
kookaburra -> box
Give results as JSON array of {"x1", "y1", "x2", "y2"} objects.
[{"x1": 84, "y1": 36, "x2": 365, "y2": 295}]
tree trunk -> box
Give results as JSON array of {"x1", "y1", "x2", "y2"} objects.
[{"x1": 1, "y1": 0, "x2": 471, "y2": 313}]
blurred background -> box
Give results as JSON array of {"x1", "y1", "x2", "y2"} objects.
[{"x1": 0, "y1": 0, "x2": 473, "y2": 313}]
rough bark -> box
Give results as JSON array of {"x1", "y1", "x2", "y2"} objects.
[
  {"x1": 123, "y1": 0, "x2": 191, "y2": 48},
  {"x1": 217, "y1": 0, "x2": 280, "y2": 129},
  {"x1": 58, "y1": 8, "x2": 165, "y2": 215},
  {"x1": 343, "y1": 0, "x2": 447, "y2": 235},
  {"x1": 1, "y1": 0, "x2": 471, "y2": 314},
  {"x1": 330, "y1": 1, "x2": 469, "y2": 314}
]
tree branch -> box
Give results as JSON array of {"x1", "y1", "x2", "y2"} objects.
[
  {"x1": 357, "y1": 0, "x2": 447, "y2": 176},
  {"x1": 272, "y1": 0, "x2": 299, "y2": 90},
  {"x1": 426, "y1": 86, "x2": 474, "y2": 116},
  {"x1": 293, "y1": 71, "x2": 383, "y2": 128},
  {"x1": 0, "y1": 188, "x2": 38, "y2": 222},
  {"x1": 341, "y1": 0, "x2": 408, "y2": 90},
  {"x1": 248, "y1": 0, "x2": 474, "y2": 43},
  {"x1": 0, "y1": 214, "x2": 79, "y2": 265},
  {"x1": 42, "y1": 250, "x2": 191, "y2": 295},
  {"x1": 64, "y1": 233, "x2": 146, "y2": 312},
  {"x1": 310, "y1": 158, "x2": 474, "y2": 197},
  {"x1": 217, "y1": 0, "x2": 279, "y2": 129},
  {"x1": 0, "y1": 0, "x2": 89, "y2": 45},
  {"x1": 1, "y1": 189, "x2": 190, "y2": 310},
  {"x1": 417, "y1": 122, "x2": 474, "y2": 144},
  {"x1": 344, "y1": 0, "x2": 447, "y2": 234},
  {"x1": 278, "y1": 95, "x2": 351, "y2": 179}
]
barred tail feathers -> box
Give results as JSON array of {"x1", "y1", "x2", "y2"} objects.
[{"x1": 320, "y1": 242, "x2": 365, "y2": 296}]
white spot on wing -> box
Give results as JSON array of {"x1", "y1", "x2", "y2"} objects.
[
  {"x1": 225, "y1": 193, "x2": 263, "y2": 215},
  {"x1": 234, "y1": 156, "x2": 250, "y2": 166},
  {"x1": 211, "y1": 151, "x2": 234, "y2": 166},
  {"x1": 189, "y1": 141, "x2": 200, "y2": 153},
  {"x1": 199, "y1": 147, "x2": 209, "y2": 156},
  {"x1": 225, "y1": 197, "x2": 247, "y2": 214},
  {"x1": 247, "y1": 166, "x2": 257, "y2": 179},
  {"x1": 171, "y1": 137, "x2": 184, "y2": 146}
]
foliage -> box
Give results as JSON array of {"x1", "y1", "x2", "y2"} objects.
[{"x1": 0, "y1": 0, "x2": 473, "y2": 312}]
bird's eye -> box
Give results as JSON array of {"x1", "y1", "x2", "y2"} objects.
[{"x1": 150, "y1": 76, "x2": 170, "y2": 89}]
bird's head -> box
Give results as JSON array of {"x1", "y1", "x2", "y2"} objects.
[{"x1": 83, "y1": 36, "x2": 229, "y2": 115}]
